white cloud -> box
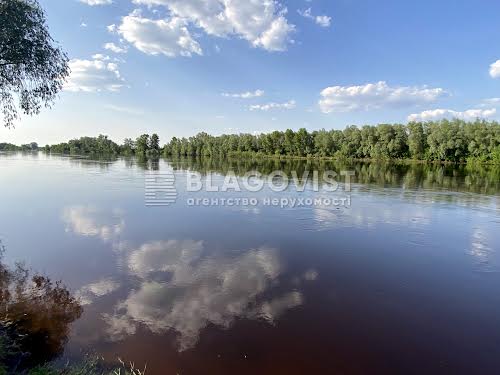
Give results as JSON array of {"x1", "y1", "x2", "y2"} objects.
[
  {"x1": 131, "y1": 0, "x2": 295, "y2": 52},
  {"x1": 118, "y1": 13, "x2": 202, "y2": 57},
  {"x1": 315, "y1": 15, "x2": 332, "y2": 27},
  {"x1": 298, "y1": 8, "x2": 331, "y2": 27},
  {"x1": 107, "y1": 24, "x2": 117, "y2": 33},
  {"x1": 408, "y1": 108, "x2": 497, "y2": 122},
  {"x1": 91, "y1": 53, "x2": 110, "y2": 61},
  {"x1": 484, "y1": 98, "x2": 500, "y2": 105},
  {"x1": 79, "y1": 0, "x2": 113, "y2": 5},
  {"x1": 64, "y1": 55, "x2": 125, "y2": 93},
  {"x1": 104, "y1": 104, "x2": 145, "y2": 115},
  {"x1": 249, "y1": 100, "x2": 296, "y2": 111},
  {"x1": 80, "y1": 22, "x2": 88, "y2": 28},
  {"x1": 104, "y1": 42, "x2": 128, "y2": 54},
  {"x1": 489, "y1": 60, "x2": 500, "y2": 78},
  {"x1": 319, "y1": 81, "x2": 447, "y2": 113},
  {"x1": 222, "y1": 89, "x2": 264, "y2": 99}
]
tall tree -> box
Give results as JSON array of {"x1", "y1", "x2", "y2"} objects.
[
  {"x1": 150, "y1": 133, "x2": 160, "y2": 152},
  {"x1": 0, "y1": 0, "x2": 69, "y2": 128},
  {"x1": 136, "y1": 134, "x2": 150, "y2": 155},
  {"x1": 408, "y1": 122, "x2": 427, "y2": 159}
]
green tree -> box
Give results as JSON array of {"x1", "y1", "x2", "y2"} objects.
[
  {"x1": 0, "y1": 0, "x2": 69, "y2": 128},
  {"x1": 38, "y1": 120, "x2": 500, "y2": 163},
  {"x1": 121, "y1": 138, "x2": 135, "y2": 155},
  {"x1": 314, "y1": 129, "x2": 333, "y2": 157},
  {"x1": 295, "y1": 128, "x2": 312, "y2": 156},
  {"x1": 135, "y1": 134, "x2": 150, "y2": 155},
  {"x1": 408, "y1": 122, "x2": 427, "y2": 159},
  {"x1": 150, "y1": 133, "x2": 160, "y2": 152},
  {"x1": 284, "y1": 129, "x2": 296, "y2": 156}
]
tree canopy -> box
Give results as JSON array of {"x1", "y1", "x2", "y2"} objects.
[
  {"x1": 36, "y1": 120, "x2": 500, "y2": 164},
  {"x1": 0, "y1": 0, "x2": 69, "y2": 128},
  {"x1": 163, "y1": 120, "x2": 500, "y2": 163}
]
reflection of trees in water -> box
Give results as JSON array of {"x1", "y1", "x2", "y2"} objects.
[
  {"x1": 165, "y1": 157, "x2": 500, "y2": 196},
  {"x1": 0, "y1": 242, "x2": 82, "y2": 372}
]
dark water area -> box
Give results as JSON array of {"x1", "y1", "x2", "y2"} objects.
[{"x1": 1, "y1": 152, "x2": 500, "y2": 374}]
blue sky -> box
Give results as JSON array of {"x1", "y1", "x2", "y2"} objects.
[{"x1": 2, "y1": 0, "x2": 500, "y2": 145}]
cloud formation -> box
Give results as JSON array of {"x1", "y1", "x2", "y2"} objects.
[
  {"x1": 104, "y1": 42, "x2": 128, "y2": 54},
  {"x1": 130, "y1": 0, "x2": 295, "y2": 52},
  {"x1": 118, "y1": 13, "x2": 202, "y2": 57},
  {"x1": 222, "y1": 90, "x2": 265, "y2": 99},
  {"x1": 298, "y1": 8, "x2": 331, "y2": 27},
  {"x1": 490, "y1": 60, "x2": 500, "y2": 78},
  {"x1": 64, "y1": 56, "x2": 125, "y2": 93},
  {"x1": 249, "y1": 100, "x2": 296, "y2": 111},
  {"x1": 79, "y1": 0, "x2": 112, "y2": 5},
  {"x1": 408, "y1": 108, "x2": 496, "y2": 122},
  {"x1": 484, "y1": 98, "x2": 500, "y2": 105},
  {"x1": 319, "y1": 81, "x2": 447, "y2": 113}
]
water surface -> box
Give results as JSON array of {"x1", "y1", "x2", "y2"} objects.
[{"x1": 1, "y1": 153, "x2": 500, "y2": 374}]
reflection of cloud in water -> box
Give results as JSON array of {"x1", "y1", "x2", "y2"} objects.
[
  {"x1": 103, "y1": 241, "x2": 308, "y2": 351},
  {"x1": 128, "y1": 240, "x2": 204, "y2": 278},
  {"x1": 303, "y1": 269, "x2": 319, "y2": 281},
  {"x1": 256, "y1": 292, "x2": 303, "y2": 322},
  {"x1": 62, "y1": 206, "x2": 124, "y2": 242},
  {"x1": 76, "y1": 278, "x2": 120, "y2": 305}
]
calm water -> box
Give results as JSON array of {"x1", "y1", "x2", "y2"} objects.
[{"x1": 1, "y1": 152, "x2": 500, "y2": 374}]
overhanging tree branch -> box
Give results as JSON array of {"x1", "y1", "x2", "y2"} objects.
[{"x1": 0, "y1": 0, "x2": 68, "y2": 128}]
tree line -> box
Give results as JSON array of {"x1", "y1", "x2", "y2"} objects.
[
  {"x1": 25, "y1": 119, "x2": 500, "y2": 163},
  {"x1": 164, "y1": 120, "x2": 500, "y2": 162},
  {"x1": 45, "y1": 134, "x2": 161, "y2": 157},
  {"x1": 165, "y1": 119, "x2": 500, "y2": 163},
  {"x1": 0, "y1": 142, "x2": 38, "y2": 151}
]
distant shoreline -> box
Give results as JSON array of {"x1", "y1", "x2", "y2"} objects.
[
  {"x1": 2, "y1": 119, "x2": 500, "y2": 165},
  {"x1": 2, "y1": 150, "x2": 499, "y2": 166}
]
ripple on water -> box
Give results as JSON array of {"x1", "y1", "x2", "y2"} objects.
[{"x1": 469, "y1": 228, "x2": 496, "y2": 273}]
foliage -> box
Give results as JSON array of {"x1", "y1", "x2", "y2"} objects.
[
  {"x1": 25, "y1": 119, "x2": 500, "y2": 163},
  {"x1": 163, "y1": 120, "x2": 500, "y2": 163},
  {"x1": 149, "y1": 134, "x2": 159, "y2": 154},
  {"x1": 135, "y1": 134, "x2": 149, "y2": 155},
  {"x1": 0, "y1": 143, "x2": 20, "y2": 151},
  {"x1": 0, "y1": 0, "x2": 69, "y2": 128},
  {"x1": 46, "y1": 135, "x2": 119, "y2": 155},
  {"x1": 492, "y1": 146, "x2": 500, "y2": 165},
  {"x1": 0, "y1": 142, "x2": 37, "y2": 152}
]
